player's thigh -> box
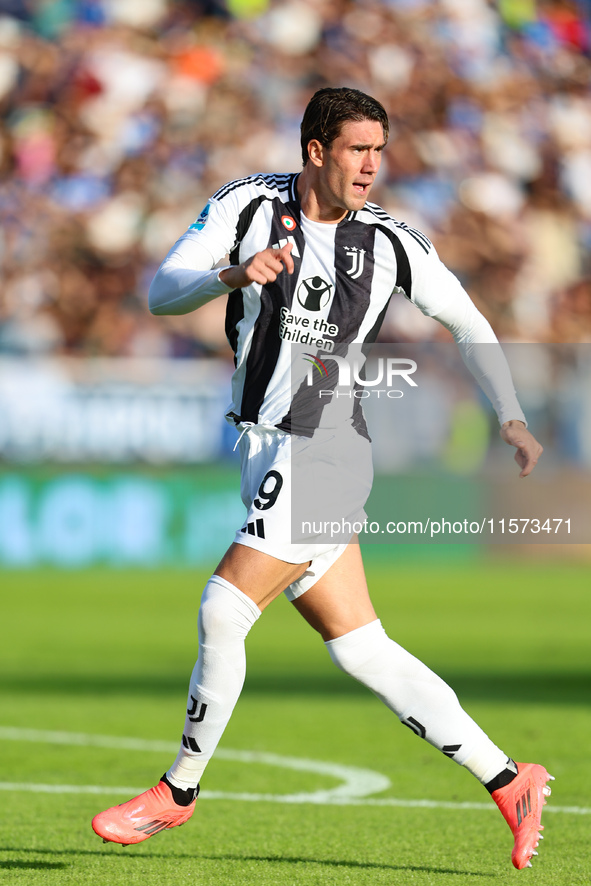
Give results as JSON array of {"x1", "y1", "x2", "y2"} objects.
[
  {"x1": 292, "y1": 540, "x2": 377, "y2": 641},
  {"x1": 215, "y1": 542, "x2": 310, "y2": 610}
]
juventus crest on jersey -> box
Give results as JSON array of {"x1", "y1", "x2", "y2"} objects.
[{"x1": 166, "y1": 172, "x2": 478, "y2": 436}]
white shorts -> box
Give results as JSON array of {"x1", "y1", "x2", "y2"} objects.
[{"x1": 233, "y1": 423, "x2": 373, "y2": 600}]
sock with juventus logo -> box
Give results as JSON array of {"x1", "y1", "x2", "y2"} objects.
[
  {"x1": 325, "y1": 619, "x2": 520, "y2": 789},
  {"x1": 165, "y1": 575, "x2": 261, "y2": 801}
]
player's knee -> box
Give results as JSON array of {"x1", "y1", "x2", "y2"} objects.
[
  {"x1": 325, "y1": 619, "x2": 390, "y2": 678},
  {"x1": 197, "y1": 577, "x2": 261, "y2": 644},
  {"x1": 198, "y1": 593, "x2": 229, "y2": 641},
  {"x1": 326, "y1": 642, "x2": 375, "y2": 677}
]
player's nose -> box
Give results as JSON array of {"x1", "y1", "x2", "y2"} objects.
[{"x1": 363, "y1": 150, "x2": 381, "y2": 174}]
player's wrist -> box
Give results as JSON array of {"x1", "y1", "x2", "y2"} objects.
[{"x1": 217, "y1": 267, "x2": 237, "y2": 289}]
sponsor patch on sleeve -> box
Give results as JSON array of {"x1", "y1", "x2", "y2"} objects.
[{"x1": 189, "y1": 203, "x2": 211, "y2": 231}]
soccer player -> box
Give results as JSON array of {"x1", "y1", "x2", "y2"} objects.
[{"x1": 92, "y1": 88, "x2": 552, "y2": 869}]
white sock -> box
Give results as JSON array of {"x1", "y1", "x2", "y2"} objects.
[
  {"x1": 166, "y1": 575, "x2": 261, "y2": 790},
  {"x1": 325, "y1": 619, "x2": 508, "y2": 785}
]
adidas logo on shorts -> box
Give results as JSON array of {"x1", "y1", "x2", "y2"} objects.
[{"x1": 240, "y1": 519, "x2": 265, "y2": 538}]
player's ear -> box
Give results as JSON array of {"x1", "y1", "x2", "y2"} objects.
[{"x1": 307, "y1": 139, "x2": 325, "y2": 167}]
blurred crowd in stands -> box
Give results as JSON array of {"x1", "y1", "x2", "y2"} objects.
[{"x1": 1, "y1": 0, "x2": 591, "y2": 361}]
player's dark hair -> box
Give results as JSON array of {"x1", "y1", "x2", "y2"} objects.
[{"x1": 300, "y1": 87, "x2": 389, "y2": 166}]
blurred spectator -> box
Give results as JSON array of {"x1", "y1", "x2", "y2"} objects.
[{"x1": 1, "y1": 0, "x2": 591, "y2": 361}]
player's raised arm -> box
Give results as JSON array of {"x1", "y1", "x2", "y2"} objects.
[
  {"x1": 149, "y1": 191, "x2": 241, "y2": 316},
  {"x1": 149, "y1": 235, "x2": 233, "y2": 315},
  {"x1": 218, "y1": 243, "x2": 294, "y2": 289},
  {"x1": 401, "y1": 238, "x2": 544, "y2": 477}
]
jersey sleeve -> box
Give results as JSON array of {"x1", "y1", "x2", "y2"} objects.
[
  {"x1": 397, "y1": 230, "x2": 527, "y2": 426},
  {"x1": 148, "y1": 189, "x2": 241, "y2": 316}
]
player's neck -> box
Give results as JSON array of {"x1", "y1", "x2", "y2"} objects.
[{"x1": 296, "y1": 168, "x2": 346, "y2": 224}]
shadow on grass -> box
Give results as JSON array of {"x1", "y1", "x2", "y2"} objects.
[
  {"x1": 0, "y1": 847, "x2": 495, "y2": 877},
  {"x1": 0, "y1": 846, "x2": 189, "y2": 860},
  {"x1": 0, "y1": 859, "x2": 67, "y2": 871},
  {"x1": 200, "y1": 853, "x2": 498, "y2": 877},
  {"x1": 2, "y1": 670, "x2": 590, "y2": 705}
]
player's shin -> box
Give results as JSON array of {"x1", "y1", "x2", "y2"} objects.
[
  {"x1": 166, "y1": 575, "x2": 261, "y2": 794},
  {"x1": 324, "y1": 619, "x2": 511, "y2": 785}
]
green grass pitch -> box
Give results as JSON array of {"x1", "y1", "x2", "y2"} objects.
[{"x1": 1, "y1": 556, "x2": 590, "y2": 885}]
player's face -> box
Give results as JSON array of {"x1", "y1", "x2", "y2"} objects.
[{"x1": 313, "y1": 119, "x2": 386, "y2": 219}]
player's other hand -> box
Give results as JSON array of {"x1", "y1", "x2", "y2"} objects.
[
  {"x1": 219, "y1": 243, "x2": 294, "y2": 289},
  {"x1": 500, "y1": 420, "x2": 543, "y2": 478}
]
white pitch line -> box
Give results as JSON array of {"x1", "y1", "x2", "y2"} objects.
[
  {"x1": 0, "y1": 726, "x2": 586, "y2": 814},
  {"x1": 0, "y1": 726, "x2": 389, "y2": 803}
]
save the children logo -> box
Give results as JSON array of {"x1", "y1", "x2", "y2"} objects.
[
  {"x1": 279, "y1": 307, "x2": 338, "y2": 351},
  {"x1": 297, "y1": 276, "x2": 332, "y2": 311}
]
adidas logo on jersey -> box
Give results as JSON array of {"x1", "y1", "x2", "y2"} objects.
[{"x1": 271, "y1": 235, "x2": 300, "y2": 257}]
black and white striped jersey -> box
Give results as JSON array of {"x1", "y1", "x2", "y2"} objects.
[{"x1": 149, "y1": 172, "x2": 525, "y2": 434}]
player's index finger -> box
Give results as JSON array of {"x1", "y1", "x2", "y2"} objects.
[{"x1": 279, "y1": 242, "x2": 295, "y2": 272}]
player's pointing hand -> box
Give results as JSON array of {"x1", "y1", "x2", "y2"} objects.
[
  {"x1": 500, "y1": 420, "x2": 543, "y2": 478},
  {"x1": 219, "y1": 243, "x2": 294, "y2": 289}
]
